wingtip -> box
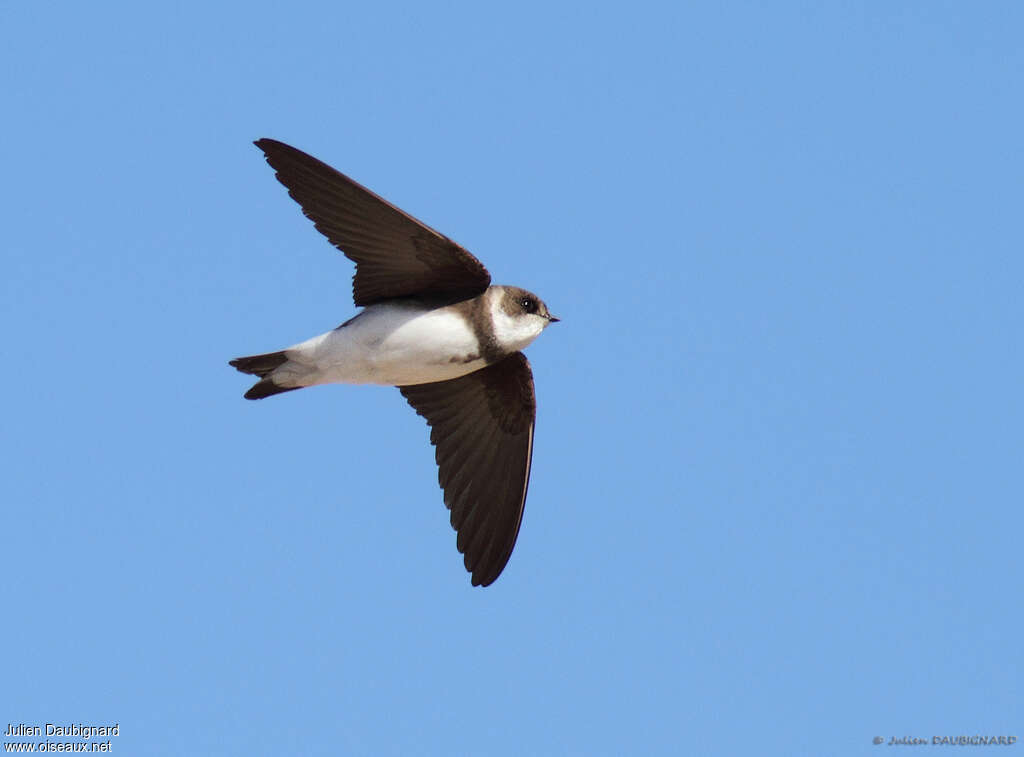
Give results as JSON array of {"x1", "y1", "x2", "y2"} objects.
[
  {"x1": 254, "y1": 137, "x2": 284, "y2": 154},
  {"x1": 469, "y1": 559, "x2": 506, "y2": 587}
]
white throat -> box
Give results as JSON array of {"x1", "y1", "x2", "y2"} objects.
[{"x1": 488, "y1": 289, "x2": 546, "y2": 353}]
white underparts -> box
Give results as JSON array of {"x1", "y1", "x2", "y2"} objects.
[{"x1": 272, "y1": 302, "x2": 488, "y2": 388}]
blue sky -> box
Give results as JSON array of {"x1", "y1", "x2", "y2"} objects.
[{"x1": 3, "y1": 2, "x2": 1021, "y2": 755}]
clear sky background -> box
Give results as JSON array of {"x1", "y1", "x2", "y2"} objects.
[{"x1": 2, "y1": 2, "x2": 1021, "y2": 755}]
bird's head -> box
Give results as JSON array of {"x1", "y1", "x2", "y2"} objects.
[{"x1": 491, "y1": 286, "x2": 559, "y2": 352}]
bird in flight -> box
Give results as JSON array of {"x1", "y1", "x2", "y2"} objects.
[{"x1": 231, "y1": 139, "x2": 558, "y2": 586}]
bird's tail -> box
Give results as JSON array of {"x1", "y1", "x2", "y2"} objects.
[{"x1": 229, "y1": 351, "x2": 300, "y2": 400}]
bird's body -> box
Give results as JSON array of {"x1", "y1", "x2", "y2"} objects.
[
  {"x1": 252, "y1": 286, "x2": 547, "y2": 390},
  {"x1": 230, "y1": 138, "x2": 557, "y2": 586}
]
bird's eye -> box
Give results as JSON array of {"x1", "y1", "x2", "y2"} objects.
[{"x1": 521, "y1": 297, "x2": 537, "y2": 313}]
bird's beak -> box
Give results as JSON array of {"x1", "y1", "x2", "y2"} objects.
[{"x1": 547, "y1": 315, "x2": 560, "y2": 323}]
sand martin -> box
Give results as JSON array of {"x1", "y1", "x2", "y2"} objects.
[{"x1": 231, "y1": 139, "x2": 558, "y2": 586}]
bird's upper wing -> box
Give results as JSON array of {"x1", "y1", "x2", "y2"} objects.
[
  {"x1": 399, "y1": 353, "x2": 536, "y2": 587},
  {"x1": 255, "y1": 138, "x2": 491, "y2": 306}
]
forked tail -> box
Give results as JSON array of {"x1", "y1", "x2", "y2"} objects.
[{"x1": 229, "y1": 351, "x2": 300, "y2": 400}]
